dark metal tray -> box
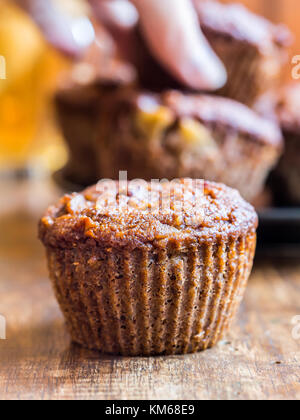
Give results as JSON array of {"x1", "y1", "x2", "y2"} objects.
[{"x1": 257, "y1": 208, "x2": 300, "y2": 257}]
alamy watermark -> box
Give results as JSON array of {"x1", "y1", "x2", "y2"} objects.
[
  {"x1": 95, "y1": 172, "x2": 206, "y2": 223},
  {"x1": 291, "y1": 316, "x2": 300, "y2": 340},
  {"x1": 0, "y1": 55, "x2": 6, "y2": 80},
  {"x1": 0, "y1": 315, "x2": 6, "y2": 340},
  {"x1": 292, "y1": 56, "x2": 300, "y2": 80}
]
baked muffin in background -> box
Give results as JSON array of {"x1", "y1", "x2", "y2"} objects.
[
  {"x1": 54, "y1": 2, "x2": 287, "y2": 200},
  {"x1": 256, "y1": 85, "x2": 300, "y2": 206},
  {"x1": 55, "y1": 25, "x2": 136, "y2": 186},
  {"x1": 194, "y1": 0, "x2": 292, "y2": 106},
  {"x1": 131, "y1": 0, "x2": 291, "y2": 103},
  {"x1": 39, "y1": 179, "x2": 258, "y2": 356},
  {"x1": 97, "y1": 90, "x2": 283, "y2": 202}
]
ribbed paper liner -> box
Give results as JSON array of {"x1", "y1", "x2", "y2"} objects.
[
  {"x1": 215, "y1": 43, "x2": 280, "y2": 107},
  {"x1": 47, "y1": 232, "x2": 256, "y2": 356},
  {"x1": 214, "y1": 140, "x2": 279, "y2": 202}
]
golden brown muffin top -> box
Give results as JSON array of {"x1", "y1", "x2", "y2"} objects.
[
  {"x1": 39, "y1": 179, "x2": 258, "y2": 250},
  {"x1": 195, "y1": 0, "x2": 292, "y2": 54},
  {"x1": 132, "y1": 91, "x2": 283, "y2": 149}
]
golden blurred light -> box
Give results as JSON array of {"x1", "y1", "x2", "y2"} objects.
[{"x1": 0, "y1": 0, "x2": 78, "y2": 173}]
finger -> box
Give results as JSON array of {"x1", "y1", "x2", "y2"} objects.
[
  {"x1": 87, "y1": 0, "x2": 138, "y2": 31},
  {"x1": 16, "y1": 0, "x2": 95, "y2": 57},
  {"x1": 87, "y1": 0, "x2": 138, "y2": 62},
  {"x1": 132, "y1": 0, "x2": 227, "y2": 91}
]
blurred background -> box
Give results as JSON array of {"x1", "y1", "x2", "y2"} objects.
[
  {"x1": 0, "y1": 0, "x2": 87, "y2": 176},
  {"x1": 0, "y1": 0, "x2": 299, "y2": 179}
]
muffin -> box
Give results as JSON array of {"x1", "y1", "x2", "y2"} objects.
[
  {"x1": 256, "y1": 85, "x2": 300, "y2": 205},
  {"x1": 55, "y1": 26, "x2": 136, "y2": 186},
  {"x1": 194, "y1": 0, "x2": 292, "y2": 106},
  {"x1": 39, "y1": 179, "x2": 258, "y2": 356},
  {"x1": 97, "y1": 90, "x2": 283, "y2": 202},
  {"x1": 55, "y1": 2, "x2": 288, "y2": 191}
]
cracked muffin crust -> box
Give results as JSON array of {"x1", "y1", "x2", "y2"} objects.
[{"x1": 39, "y1": 179, "x2": 258, "y2": 356}]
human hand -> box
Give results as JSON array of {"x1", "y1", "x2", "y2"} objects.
[{"x1": 16, "y1": 0, "x2": 227, "y2": 90}]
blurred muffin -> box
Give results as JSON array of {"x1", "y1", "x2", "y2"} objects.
[
  {"x1": 256, "y1": 85, "x2": 300, "y2": 205},
  {"x1": 54, "y1": 2, "x2": 287, "y2": 197},
  {"x1": 39, "y1": 179, "x2": 258, "y2": 356},
  {"x1": 97, "y1": 90, "x2": 283, "y2": 202},
  {"x1": 194, "y1": 0, "x2": 292, "y2": 106},
  {"x1": 55, "y1": 25, "x2": 136, "y2": 186}
]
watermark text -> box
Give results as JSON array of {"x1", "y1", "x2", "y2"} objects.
[
  {"x1": 292, "y1": 316, "x2": 300, "y2": 340},
  {"x1": 95, "y1": 172, "x2": 206, "y2": 223},
  {"x1": 0, "y1": 55, "x2": 6, "y2": 80},
  {"x1": 0, "y1": 315, "x2": 6, "y2": 340},
  {"x1": 292, "y1": 55, "x2": 300, "y2": 80}
]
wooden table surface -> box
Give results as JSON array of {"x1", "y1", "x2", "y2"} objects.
[{"x1": 0, "y1": 179, "x2": 299, "y2": 401}]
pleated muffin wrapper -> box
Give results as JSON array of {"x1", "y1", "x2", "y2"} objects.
[
  {"x1": 218, "y1": 45, "x2": 263, "y2": 107},
  {"x1": 46, "y1": 230, "x2": 256, "y2": 356},
  {"x1": 209, "y1": 36, "x2": 285, "y2": 107},
  {"x1": 196, "y1": 0, "x2": 292, "y2": 107}
]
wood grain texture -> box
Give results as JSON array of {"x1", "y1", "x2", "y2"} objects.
[{"x1": 0, "y1": 179, "x2": 299, "y2": 400}]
